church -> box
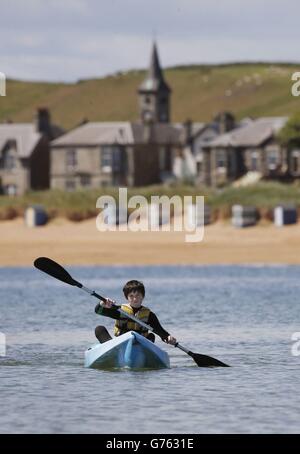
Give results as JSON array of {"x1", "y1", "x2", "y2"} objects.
[{"x1": 50, "y1": 43, "x2": 214, "y2": 189}]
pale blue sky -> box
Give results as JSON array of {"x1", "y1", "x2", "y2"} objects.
[{"x1": 0, "y1": 0, "x2": 299, "y2": 82}]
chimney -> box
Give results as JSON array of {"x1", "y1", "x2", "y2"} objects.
[
  {"x1": 215, "y1": 112, "x2": 235, "y2": 134},
  {"x1": 36, "y1": 108, "x2": 51, "y2": 137}
]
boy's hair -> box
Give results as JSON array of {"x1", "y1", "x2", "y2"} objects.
[{"x1": 123, "y1": 280, "x2": 145, "y2": 298}]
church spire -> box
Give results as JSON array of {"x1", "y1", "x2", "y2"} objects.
[
  {"x1": 139, "y1": 42, "x2": 170, "y2": 93},
  {"x1": 138, "y1": 42, "x2": 171, "y2": 123}
]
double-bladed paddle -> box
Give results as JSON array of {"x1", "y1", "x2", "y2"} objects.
[{"x1": 34, "y1": 257, "x2": 229, "y2": 367}]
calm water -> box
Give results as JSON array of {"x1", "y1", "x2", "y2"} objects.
[{"x1": 0, "y1": 265, "x2": 299, "y2": 434}]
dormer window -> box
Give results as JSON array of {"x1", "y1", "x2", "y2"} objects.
[{"x1": 0, "y1": 147, "x2": 16, "y2": 170}]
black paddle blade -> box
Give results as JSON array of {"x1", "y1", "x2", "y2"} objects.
[
  {"x1": 189, "y1": 351, "x2": 230, "y2": 368},
  {"x1": 34, "y1": 257, "x2": 81, "y2": 288}
]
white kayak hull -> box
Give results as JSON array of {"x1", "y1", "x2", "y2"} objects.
[{"x1": 84, "y1": 331, "x2": 170, "y2": 370}]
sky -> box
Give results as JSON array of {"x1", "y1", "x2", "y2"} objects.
[{"x1": 0, "y1": 0, "x2": 299, "y2": 82}]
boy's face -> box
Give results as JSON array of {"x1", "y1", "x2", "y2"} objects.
[{"x1": 127, "y1": 290, "x2": 144, "y2": 309}]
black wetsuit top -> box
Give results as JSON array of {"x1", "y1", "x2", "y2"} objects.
[{"x1": 95, "y1": 303, "x2": 170, "y2": 341}]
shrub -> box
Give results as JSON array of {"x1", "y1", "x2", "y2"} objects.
[{"x1": 0, "y1": 207, "x2": 19, "y2": 220}]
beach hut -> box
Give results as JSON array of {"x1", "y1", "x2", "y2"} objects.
[
  {"x1": 232, "y1": 205, "x2": 258, "y2": 228},
  {"x1": 149, "y1": 203, "x2": 170, "y2": 228},
  {"x1": 25, "y1": 205, "x2": 48, "y2": 227},
  {"x1": 274, "y1": 205, "x2": 297, "y2": 227},
  {"x1": 186, "y1": 204, "x2": 211, "y2": 228}
]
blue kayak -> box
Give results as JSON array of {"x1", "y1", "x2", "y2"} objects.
[{"x1": 84, "y1": 331, "x2": 170, "y2": 370}]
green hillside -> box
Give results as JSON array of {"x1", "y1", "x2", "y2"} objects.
[{"x1": 1, "y1": 63, "x2": 300, "y2": 129}]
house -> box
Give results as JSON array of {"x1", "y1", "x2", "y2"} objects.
[
  {"x1": 0, "y1": 108, "x2": 63, "y2": 195},
  {"x1": 51, "y1": 121, "x2": 182, "y2": 189},
  {"x1": 200, "y1": 116, "x2": 289, "y2": 187}
]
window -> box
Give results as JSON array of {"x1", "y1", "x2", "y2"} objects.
[
  {"x1": 101, "y1": 146, "x2": 122, "y2": 173},
  {"x1": 112, "y1": 147, "x2": 122, "y2": 172},
  {"x1": 65, "y1": 180, "x2": 76, "y2": 191},
  {"x1": 80, "y1": 175, "x2": 91, "y2": 187},
  {"x1": 101, "y1": 146, "x2": 112, "y2": 172},
  {"x1": 196, "y1": 162, "x2": 202, "y2": 175},
  {"x1": 196, "y1": 150, "x2": 204, "y2": 162},
  {"x1": 267, "y1": 149, "x2": 279, "y2": 170},
  {"x1": 216, "y1": 150, "x2": 226, "y2": 169},
  {"x1": 291, "y1": 150, "x2": 300, "y2": 174},
  {"x1": 4, "y1": 184, "x2": 17, "y2": 196},
  {"x1": 66, "y1": 149, "x2": 77, "y2": 171},
  {"x1": 1, "y1": 149, "x2": 16, "y2": 170},
  {"x1": 250, "y1": 151, "x2": 259, "y2": 171},
  {"x1": 159, "y1": 147, "x2": 166, "y2": 171},
  {"x1": 159, "y1": 112, "x2": 168, "y2": 122}
]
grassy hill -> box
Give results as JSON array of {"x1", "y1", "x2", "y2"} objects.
[{"x1": 1, "y1": 62, "x2": 300, "y2": 129}]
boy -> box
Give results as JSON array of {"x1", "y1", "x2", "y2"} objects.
[{"x1": 95, "y1": 279, "x2": 177, "y2": 345}]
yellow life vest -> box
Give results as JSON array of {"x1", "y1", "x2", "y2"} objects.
[{"x1": 114, "y1": 304, "x2": 151, "y2": 337}]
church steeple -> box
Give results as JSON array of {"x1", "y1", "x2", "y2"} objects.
[{"x1": 138, "y1": 42, "x2": 171, "y2": 123}]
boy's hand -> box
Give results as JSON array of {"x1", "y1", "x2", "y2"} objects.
[
  {"x1": 166, "y1": 335, "x2": 177, "y2": 345},
  {"x1": 100, "y1": 298, "x2": 115, "y2": 308}
]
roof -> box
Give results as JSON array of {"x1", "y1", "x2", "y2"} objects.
[
  {"x1": 206, "y1": 117, "x2": 288, "y2": 148},
  {"x1": 173, "y1": 122, "x2": 207, "y2": 138},
  {"x1": 52, "y1": 122, "x2": 134, "y2": 146},
  {"x1": 52, "y1": 121, "x2": 182, "y2": 147},
  {"x1": 138, "y1": 42, "x2": 171, "y2": 93},
  {"x1": 0, "y1": 124, "x2": 42, "y2": 158}
]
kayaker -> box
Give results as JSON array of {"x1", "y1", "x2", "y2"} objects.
[{"x1": 95, "y1": 280, "x2": 177, "y2": 345}]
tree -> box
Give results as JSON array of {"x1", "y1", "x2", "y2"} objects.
[{"x1": 277, "y1": 112, "x2": 300, "y2": 147}]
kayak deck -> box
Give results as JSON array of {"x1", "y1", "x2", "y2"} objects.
[{"x1": 85, "y1": 331, "x2": 170, "y2": 370}]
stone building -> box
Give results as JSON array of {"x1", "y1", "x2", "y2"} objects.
[
  {"x1": 0, "y1": 109, "x2": 63, "y2": 195},
  {"x1": 200, "y1": 117, "x2": 289, "y2": 187}
]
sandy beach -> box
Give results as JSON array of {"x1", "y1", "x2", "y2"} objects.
[{"x1": 0, "y1": 217, "x2": 300, "y2": 266}]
